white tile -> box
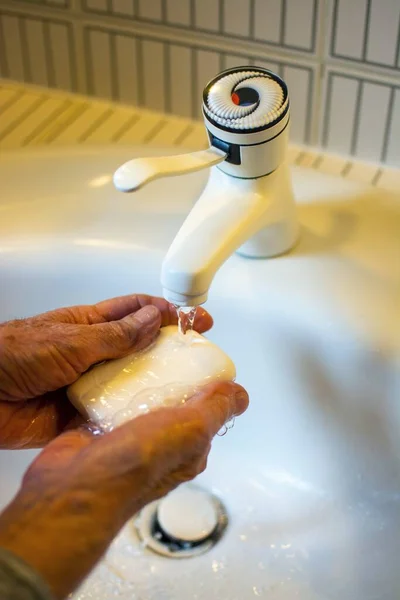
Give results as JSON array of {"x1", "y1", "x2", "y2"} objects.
[
  {"x1": 84, "y1": 106, "x2": 138, "y2": 142},
  {"x1": 117, "y1": 112, "x2": 164, "y2": 144},
  {"x1": 115, "y1": 34, "x2": 138, "y2": 105},
  {"x1": 255, "y1": 60, "x2": 281, "y2": 75},
  {"x1": 297, "y1": 150, "x2": 320, "y2": 168},
  {"x1": 194, "y1": 0, "x2": 219, "y2": 31},
  {"x1": 324, "y1": 74, "x2": 358, "y2": 155},
  {"x1": 1, "y1": 14, "x2": 25, "y2": 81},
  {"x1": 379, "y1": 167, "x2": 400, "y2": 192},
  {"x1": 223, "y1": 0, "x2": 251, "y2": 37},
  {"x1": 345, "y1": 161, "x2": 379, "y2": 185},
  {"x1": 0, "y1": 96, "x2": 66, "y2": 149},
  {"x1": 31, "y1": 102, "x2": 88, "y2": 144},
  {"x1": 284, "y1": 0, "x2": 314, "y2": 50},
  {"x1": 0, "y1": 91, "x2": 44, "y2": 138},
  {"x1": 385, "y1": 89, "x2": 400, "y2": 168},
  {"x1": 355, "y1": 82, "x2": 391, "y2": 162},
  {"x1": 166, "y1": 0, "x2": 190, "y2": 25},
  {"x1": 283, "y1": 65, "x2": 311, "y2": 144},
  {"x1": 25, "y1": 18, "x2": 48, "y2": 87},
  {"x1": 366, "y1": 0, "x2": 400, "y2": 67},
  {"x1": 146, "y1": 116, "x2": 192, "y2": 146},
  {"x1": 170, "y1": 44, "x2": 192, "y2": 118},
  {"x1": 333, "y1": 0, "x2": 368, "y2": 59},
  {"x1": 87, "y1": 29, "x2": 113, "y2": 99},
  {"x1": 317, "y1": 154, "x2": 348, "y2": 176},
  {"x1": 142, "y1": 39, "x2": 166, "y2": 112},
  {"x1": 48, "y1": 22, "x2": 74, "y2": 91},
  {"x1": 179, "y1": 122, "x2": 208, "y2": 149},
  {"x1": 195, "y1": 49, "x2": 220, "y2": 118},
  {"x1": 112, "y1": 0, "x2": 135, "y2": 16},
  {"x1": 138, "y1": 0, "x2": 162, "y2": 21},
  {"x1": 223, "y1": 54, "x2": 251, "y2": 70},
  {"x1": 253, "y1": 0, "x2": 282, "y2": 44},
  {"x1": 53, "y1": 103, "x2": 110, "y2": 143},
  {"x1": 85, "y1": 0, "x2": 108, "y2": 11},
  {"x1": 0, "y1": 88, "x2": 21, "y2": 111}
]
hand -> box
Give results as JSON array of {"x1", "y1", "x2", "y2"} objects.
[
  {"x1": 0, "y1": 381, "x2": 249, "y2": 599},
  {"x1": 0, "y1": 294, "x2": 213, "y2": 448}
]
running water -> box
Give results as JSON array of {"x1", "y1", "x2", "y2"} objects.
[
  {"x1": 175, "y1": 305, "x2": 197, "y2": 335},
  {"x1": 174, "y1": 304, "x2": 235, "y2": 437}
]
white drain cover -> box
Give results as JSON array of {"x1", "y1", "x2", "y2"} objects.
[{"x1": 158, "y1": 485, "x2": 218, "y2": 543}]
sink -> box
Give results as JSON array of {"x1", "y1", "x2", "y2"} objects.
[{"x1": 0, "y1": 145, "x2": 399, "y2": 599}]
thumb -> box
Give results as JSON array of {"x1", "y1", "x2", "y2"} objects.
[{"x1": 86, "y1": 304, "x2": 161, "y2": 363}]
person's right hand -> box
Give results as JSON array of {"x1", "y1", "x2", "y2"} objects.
[{"x1": 0, "y1": 380, "x2": 249, "y2": 600}]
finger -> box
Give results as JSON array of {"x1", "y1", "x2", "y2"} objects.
[
  {"x1": 80, "y1": 305, "x2": 162, "y2": 364},
  {"x1": 0, "y1": 393, "x2": 80, "y2": 449},
  {"x1": 183, "y1": 381, "x2": 249, "y2": 438}
]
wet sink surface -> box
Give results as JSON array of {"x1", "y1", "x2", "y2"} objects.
[{"x1": 0, "y1": 146, "x2": 399, "y2": 599}]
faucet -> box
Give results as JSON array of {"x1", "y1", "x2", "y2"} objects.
[{"x1": 113, "y1": 66, "x2": 299, "y2": 306}]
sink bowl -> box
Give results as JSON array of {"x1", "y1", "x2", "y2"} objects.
[{"x1": 0, "y1": 146, "x2": 399, "y2": 600}]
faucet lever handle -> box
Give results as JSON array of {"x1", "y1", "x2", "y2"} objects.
[{"x1": 113, "y1": 147, "x2": 226, "y2": 193}]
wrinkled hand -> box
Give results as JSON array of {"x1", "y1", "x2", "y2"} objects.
[
  {"x1": 0, "y1": 381, "x2": 249, "y2": 600},
  {"x1": 0, "y1": 294, "x2": 213, "y2": 448}
]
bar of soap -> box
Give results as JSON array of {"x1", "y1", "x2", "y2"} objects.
[{"x1": 67, "y1": 325, "x2": 236, "y2": 431}]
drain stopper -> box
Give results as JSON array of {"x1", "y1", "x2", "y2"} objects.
[
  {"x1": 134, "y1": 483, "x2": 228, "y2": 558},
  {"x1": 157, "y1": 486, "x2": 218, "y2": 543}
]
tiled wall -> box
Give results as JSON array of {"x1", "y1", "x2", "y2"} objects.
[{"x1": 0, "y1": 0, "x2": 399, "y2": 167}]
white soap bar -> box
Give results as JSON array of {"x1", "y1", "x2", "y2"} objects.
[{"x1": 67, "y1": 325, "x2": 236, "y2": 431}]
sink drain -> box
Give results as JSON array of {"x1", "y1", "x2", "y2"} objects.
[{"x1": 134, "y1": 484, "x2": 228, "y2": 558}]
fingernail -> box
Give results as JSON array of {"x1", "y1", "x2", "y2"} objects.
[
  {"x1": 135, "y1": 305, "x2": 160, "y2": 327},
  {"x1": 234, "y1": 389, "x2": 249, "y2": 415}
]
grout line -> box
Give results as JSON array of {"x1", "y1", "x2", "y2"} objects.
[
  {"x1": 395, "y1": 12, "x2": 400, "y2": 68},
  {"x1": 163, "y1": 41, "x2": 171, "y2": 113},
  {"x1": 0, "y1": 16, "x2": 9, "y2": 78},
  {"x1": 22, "y1": 99, "x2": 72, "y2": 145},
  {"x1": 371, "y1": 168, "x2": 383, "y2": 186},
  {"x1": 161, "y1": 0, "x2": 167, "y2": 23},
  {"x1": 0, "y1": 89, "x2": 23, "y2": 114},
  {"x1": 191, "y1": 46, "x2": 197, "y2": 119},
  {"x1": 78, "y1": 107, "x2": 115, "y2": 141},
  {"x1": 380, "y1": 86, "x2": 396, "y2": 163},
  {"x1": 43, "y1": 20, "x2": 55, "y2": 88},
  {"x1": 109, "y1": 32, "x2": 119, "y2": 101},
  {"x1": 173, "y1": 123, "x2": 195, "y2": 146},
  {"x1": 309, "y1": 0, "x2": 318, "y2": 53},
  {"x1": 45, "y1": 102, "x2": 90, "y2": 141},
  {"x1": 0, "y1": 94, "x2": 47, "y2": 141},
  {"x1": 295, "y1": 151, "x2": 306, "y2": 165},
  {"x1": 341, "y1": 161, "x2": 352, "y2": 177},
  {"x1": 67, "y1": 21, "x2": 79, "y2": 93},
  {"x1": 111, "y1": 113, "x2": 141, "y2": 141},
  {"x1": 219, "y1": 0, "x2": 224, "y2": 34},
  {"x1": 350, "y1": 79, "x2": 363, "y2": 156},
  {"x1": 83, "y1": 26, "x2": 93, "y2": 95},
  {"x1": 142, "y1": 118, "x2": 167, "y2": 143},
  {"x1": 189, "y1": 0, "x2": 195, "y2": 28},
  {"x1": 280, "y1": 0, "x2": 287, "y2": 47},
  {"x1": 321, "y1": 71, "x2": 333, "y2": 147},
  {"x1": 361, "y1": 0, "x2": 372, "y2": 63},
  {"x1": 249, "y1": 0, "x2": 255, "y2": 40},
  {"x1": 312, "y1": 154, "x2": 323, "y2": 169},
  {"x1": 136, "y1": 36, "x2": 144, "y2": 106},
  {"x1": 19, "y1": 16, "x2": 31, "y2": 83}
]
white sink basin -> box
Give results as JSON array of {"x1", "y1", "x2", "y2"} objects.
[{"x1": 0, "y1": 146, "x2": 399, "y2": 599}]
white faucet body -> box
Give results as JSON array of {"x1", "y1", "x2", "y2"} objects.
[
  {"x1": 113, "y1": 66, "x2": 299, "y2": 306},
  {"x1": 161, "y1": 161, "x2": 298, "y2": 306}
]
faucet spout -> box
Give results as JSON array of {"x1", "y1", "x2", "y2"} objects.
[{"x1": 161, "y1": 163, "x2": 298, "y2": 306}]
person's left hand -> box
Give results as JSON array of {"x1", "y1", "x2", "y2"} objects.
[{"x1": 0, "y1": 294, "x2": 213, "y2": 449}]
